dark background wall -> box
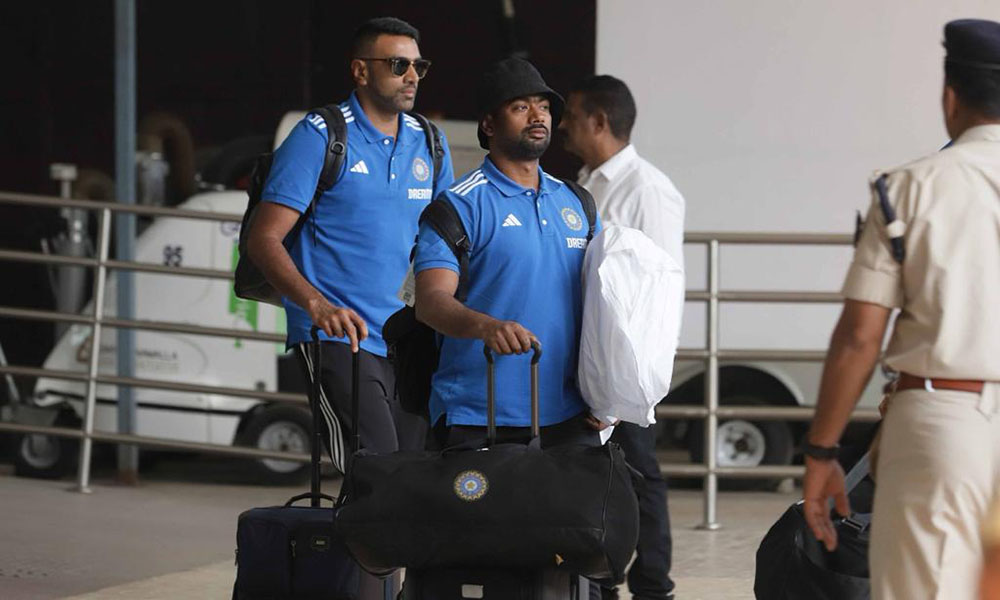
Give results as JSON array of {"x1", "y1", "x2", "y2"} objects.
[{"x1": 0, "y1": 1, "x2": 595, "y2": 373}]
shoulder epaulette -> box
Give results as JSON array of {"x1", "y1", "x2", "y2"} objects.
[{"x1": 872, "y1": 173, "x2": 905, "y2": 264}]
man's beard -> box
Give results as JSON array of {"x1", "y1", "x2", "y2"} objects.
[
  {"x1": 502, "y1": 126, "x2": 550, "y2": 160},
  {"x1": 373, "y1": 84, "x2": 417, "y2": 114}
]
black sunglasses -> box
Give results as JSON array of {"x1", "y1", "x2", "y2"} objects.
[{"x1": 357, "y1": 57, "x2": 432, "y2": 79}]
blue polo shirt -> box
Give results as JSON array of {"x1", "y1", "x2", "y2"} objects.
[
  {"x1": 414, "y1": 157, "x2": 599, "y2": 427},
  {"x1": 263, "y1": 92, "x2": 454, "y2": 355}
]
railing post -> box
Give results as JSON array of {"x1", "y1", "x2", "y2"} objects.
[
  {"x1": 114, "y1": 0, "x2": 140, "y2": 484},
  {"x1": 698, "y1": 239, "x2": 721, "y2": 530},
  {"x1": 75, "y1": 208, "x2": 112, "y2": 493}
]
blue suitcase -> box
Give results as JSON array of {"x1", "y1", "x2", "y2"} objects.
[
  {"x1": 234, "y1": 492, "x2": 358, "y2": 600},
  {"x1": 233, "y1": 329, "x2": 391, "y2": 600}
]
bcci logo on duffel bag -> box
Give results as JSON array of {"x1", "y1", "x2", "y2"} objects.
[{"x1": 453, "y1": 470, "x2": 489, "y2": 501}]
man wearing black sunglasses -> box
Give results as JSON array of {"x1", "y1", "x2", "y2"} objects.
[
  {"x1": 352, "y1": 39, "x2": 432, "y2": 120},
  {"x1": 247, "y1": 17, "x2": 454, "y2": 574},
  {"x1": 357, "y1": 56, "x2": 432, "y2": 80}
]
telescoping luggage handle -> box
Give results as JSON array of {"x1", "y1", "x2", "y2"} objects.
[
  {"x1": 311, "y1": 326, "x2": 362, "y2": 480},
  {"x1": 309, "y1": 327, "x2": 323, "y2": 507},
  {"x1": 483, "y1": 341, "x2": 542, "y2": 444}
]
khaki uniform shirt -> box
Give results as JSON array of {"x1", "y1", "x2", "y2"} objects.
[{"x1": 842, "y1": 124, "x2": 1000, "y2": 380}]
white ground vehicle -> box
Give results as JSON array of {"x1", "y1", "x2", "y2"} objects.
[{"x1": 21, "y1": 190, "x2": 309, "y2": 482}]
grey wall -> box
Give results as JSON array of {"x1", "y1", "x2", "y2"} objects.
[{"x1": 597, "y1": 0, "x2": 1000, "y2": 349}]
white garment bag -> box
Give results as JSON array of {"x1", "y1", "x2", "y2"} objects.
[{"x1": 578, "y1": 225, "x2": 685, "y2": 430}]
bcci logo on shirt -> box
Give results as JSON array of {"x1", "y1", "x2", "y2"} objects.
[
  {"x1": 453, "y1": 470, "x2": 489, "y2": 502},
  {"x1": 412, "y1": 157, "x2": 430, "y2": 182},
  {"x1": 561, "y1": 207, "x2": 584, "y2": 231}
]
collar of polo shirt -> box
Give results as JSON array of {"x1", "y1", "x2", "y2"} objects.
[
  {"x1": 346, "y1": 91, "x2": 421, "y2": 147},
  {"x1": 481, "y1": 156, "x2": 559, "y2": 198}
]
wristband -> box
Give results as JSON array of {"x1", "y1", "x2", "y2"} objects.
[{"x1": 803, "y1": 441, "x2": 840, "y2": 460}]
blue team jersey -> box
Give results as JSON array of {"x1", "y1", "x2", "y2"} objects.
[
  {"x1": 414, "y1": 157, "x2": 599, "y2": 428},
  {"x1": 263, "y1": 91, "x2": 454, "y2": 355}
]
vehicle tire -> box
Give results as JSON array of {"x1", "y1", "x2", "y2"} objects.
[
  {"x1": 688, "y1": 395, "x2": 794, "y2": 491},
  {"x1": 13, "y1": 412, "x2": 79, "y2": 480},
  {"x1": 236, "y1": 405, "x2": 312, "y2": 486}
]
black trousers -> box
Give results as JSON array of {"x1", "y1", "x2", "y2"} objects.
[
  {"x1": 297, "y1": 341, "x2": 426, "y2": 600},
  {"x1": 607, "y1": 422, "x2": 674, "y2": 599},
  {"x1": 296, "y1": 341, "x2": 427, "y2": 472}
]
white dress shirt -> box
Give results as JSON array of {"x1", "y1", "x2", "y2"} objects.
[{"x1": 578, "y1": 144, "x2": 686, "y2": 270}]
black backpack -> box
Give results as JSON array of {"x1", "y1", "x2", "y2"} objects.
[
  {"x1": 234, "y1": 106, "x2": 445, "y2": 306},
  {"x1": 384, "y1": 179, "x2": 598, "y2": 415}
]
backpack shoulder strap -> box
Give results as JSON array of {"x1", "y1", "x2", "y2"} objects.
[
  {"x1": 560, "y1": 178, "x2": 598, "y2": 242},
  {"x1": 419, "y1": 197, "x2": 471, "y2": 302},
  {"x1": 408, "y1": 112, "x2": 445, "y2": 181},
  {"x1": 311, "y1": 104, "x2": 348, "y2": 198},
  {"x1": 298, "y1": 105, "x2": 347, "y2": 244},
  {"x1": 873, "y1": 173, "x2": 905, "y2": 264}
]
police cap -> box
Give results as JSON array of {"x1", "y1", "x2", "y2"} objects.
[{"x1": 945, "y1": 19, "x2": 1000, "y2": 70}]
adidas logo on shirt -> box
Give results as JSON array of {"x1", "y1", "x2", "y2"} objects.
[
  {"x1": 502, "y1": 214, "x2": 523, "y2": 227},
  {"x1": 349, "y1": 160, "x2": 369, "y2": 174}
]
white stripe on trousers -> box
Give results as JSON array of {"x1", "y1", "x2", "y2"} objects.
[{"x1": 297, "y1": 343, "x2": 346, "y2": 474}]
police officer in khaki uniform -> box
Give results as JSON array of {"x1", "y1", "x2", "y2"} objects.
[{"x1": 802, "y1": 19, "x2": 1000, "y2": 600}]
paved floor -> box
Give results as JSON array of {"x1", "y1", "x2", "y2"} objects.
[{"x1": 0, "y1": 457, "x2": 797, "y2": 599}]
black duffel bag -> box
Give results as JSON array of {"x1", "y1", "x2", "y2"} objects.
[
  {"x1": 754, "y1": 453, "x2": 874, "y2": 600},
  {"x1": 335, "y1": 344, "x2": 640, "y2": 582}
]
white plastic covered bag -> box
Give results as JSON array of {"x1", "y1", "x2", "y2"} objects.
[{"x1": 578, "y1": 225, "x2": 685, "y2": 428}]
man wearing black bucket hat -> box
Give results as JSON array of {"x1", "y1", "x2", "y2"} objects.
[
  {"x1": 412, "y1": 57, "x2": 604, "y2": 449},
  {"x1": 804, "y1": 19, "x2": 1000, "y2": 600}
]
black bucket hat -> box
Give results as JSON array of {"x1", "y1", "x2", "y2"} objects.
[{"x1": 475, "y1": 57, "x2": 565, "y2": 149}]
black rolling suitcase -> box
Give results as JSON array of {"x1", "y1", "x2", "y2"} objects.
[{"x1": 233, "y1": 328, "x2": 388, "y2": 600}]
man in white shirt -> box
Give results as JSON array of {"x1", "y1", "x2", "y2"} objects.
[{"x1": 560, "y1": 74, "x2": 684, "y2": 600}]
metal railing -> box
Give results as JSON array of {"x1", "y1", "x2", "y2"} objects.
[
  {"x1": 0, "y1": 190, "x2": 318, "y2": 494},
  {"x1": 0, "y1": 189, "x2": 871, "y2": 527},
  {"x1": 665, "y1": 232, "x2": 880, "y2": 529}
]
